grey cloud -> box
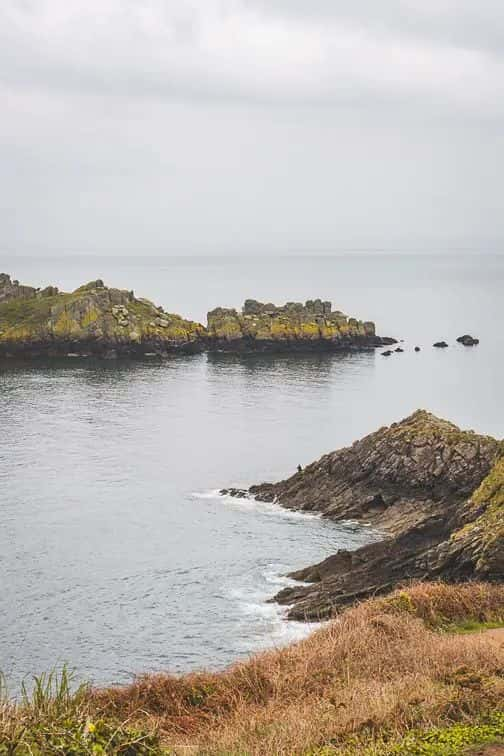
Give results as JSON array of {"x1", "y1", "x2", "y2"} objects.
[
  {"x1": 0, "y1": 0, "x2": 503, "y2": 254},
  {"x1": 252, "y1": 1, "x2": 504, "y2": 56}
]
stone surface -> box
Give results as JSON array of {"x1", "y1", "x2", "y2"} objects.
[
  {"x1": 225, "y1": 410, "x2": 503, "y2": 620},
  {"x1": 206, "y1": 298, "x2": 394, "y2": 351}
]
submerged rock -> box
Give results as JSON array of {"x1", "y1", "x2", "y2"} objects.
[
  {"x1": 226, "y1": 410, "x2": 503, "y2": 620},
  {"x1": 206, "y1": 299, "x2": 395, "y2": 352}
]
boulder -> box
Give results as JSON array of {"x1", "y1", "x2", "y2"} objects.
[{"x1": 457, "y1": 334, "x2": 480, "y2": 346}]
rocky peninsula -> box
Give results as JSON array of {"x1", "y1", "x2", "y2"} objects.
[
  {"x1": 223, "y1": 410, "x2": 504, "y2": 620},
  {"x1": 0, "y1": 273, "x2": 393, "y2": 358}
]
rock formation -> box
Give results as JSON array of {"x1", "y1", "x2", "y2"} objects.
[
  {"x1": 457, "y1": 334, "x2": 480, "y2": 346},
  {"x1": 0, "y1": 274, "x2": 205, "y2": 358},
  {"x1": 223, "y1": 410, "x2": 503, "y2": 620},
  {"x1": 206, "y1": 298, "x2": 395, "y2": 351},
  {"x1": 0, "y1": 275, "x2": 395, "y2": 358}
]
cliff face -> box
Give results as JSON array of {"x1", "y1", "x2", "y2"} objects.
[
  {"x1": 0, "y1": 275, "x2": 205, "y2": 357},
  {"x1": 226, "y1": 411, "x2": 504, "y2": 620},
  {"x1": 207, "y1": 298, "x2": 391, "y2": 351}
]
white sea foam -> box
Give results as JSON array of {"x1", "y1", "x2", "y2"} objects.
[
  {"x1": 226, "y1": 561, "x2": 322, "y2": 652},
  {"x1": 193, "y1": 488, "x2": 323, "y2": 521}
]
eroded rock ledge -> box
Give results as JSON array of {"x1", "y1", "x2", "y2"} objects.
[
  {"x1": 223, "y1": 410, "x2": 504, "y2": 620},
  {"x1": 0, "y1": 274, "x2": 394, "y2": 358}
]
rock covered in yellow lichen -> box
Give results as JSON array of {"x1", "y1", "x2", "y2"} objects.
[
  {"x1": 0, "y1": 274, "x2": 205, "y2": 357},
  {"x1": 206, "y1": 298, "x2": 388, "y2": 350}
]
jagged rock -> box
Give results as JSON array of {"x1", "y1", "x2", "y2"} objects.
[
  {"x1": 433, "y1": 341, "x2": 449, "y2": 348},
  {"x1": 207, "y1": 299, "x2": 394, "y2": 351},
  {"x1": 457, "y1": 334, "x2": 480, "y2": 346},
  {"x1": 226, "y1": 411, "x2": 503, "y2": 620},
  {"x1": 0, "y1": 273, "x2": 37, "y2": 304}
]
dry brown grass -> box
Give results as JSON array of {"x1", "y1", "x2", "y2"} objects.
[{"x1": 92, "y1": 582, "x2": 504, "y2": 754}]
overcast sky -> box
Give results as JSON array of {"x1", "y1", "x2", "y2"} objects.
[{"x1": 1, "y1": 0, "x2": 503, "y2": 255}]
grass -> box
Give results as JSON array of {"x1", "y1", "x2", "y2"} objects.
[
  {"x1": 0, "y1": 667, "x2": 160, "y2": 754},
  {"x1": 2, "y1": 582, "x2": 504, "y2": 754}
]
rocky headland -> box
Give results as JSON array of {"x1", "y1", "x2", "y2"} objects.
[
  {"x1": 0, "y1": 273, "x2": 393, "y2": 358},
  {"x1": 222, "y1": 410, "x2": 504, "y2": 620}
]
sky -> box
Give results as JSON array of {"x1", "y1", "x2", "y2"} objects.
[{"x1": 1, "y1": 0, "x2": 503, "y2": 255}]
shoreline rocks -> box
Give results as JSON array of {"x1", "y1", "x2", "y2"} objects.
[
  {"x1": 0, "y1": 274, "x2": 395, "y2": 359},
  {"x1": 223, "y1": 410, "x2": 503, "y2": 620}
]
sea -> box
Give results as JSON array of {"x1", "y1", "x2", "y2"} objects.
[{"x1": 0, "y1": 253, "x2": 502, "y2": 691}]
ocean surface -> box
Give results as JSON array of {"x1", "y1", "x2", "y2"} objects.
[{"x1": 0, "y1": 254, "x2": 502, "y2": 691}]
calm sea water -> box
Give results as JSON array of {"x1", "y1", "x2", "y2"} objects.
[{"x1": 0, "y1": 254, "x2": 502, "y2": 691}]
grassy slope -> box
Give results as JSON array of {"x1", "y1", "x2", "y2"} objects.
[{"x1": 3, "y1": 582, "x2": 503, "y2": 755}]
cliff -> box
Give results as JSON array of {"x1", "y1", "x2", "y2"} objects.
[
  {"x1": 206, "y1": 298, "x2": 393, "y2": 351},
  {"x1": 0, "y1": 274, "x2": 205, "y2": 358},
  {"x1": 0, "y1": 275, "x2": 394, "y2": 358},
  {"x1": 223, "y1": 410, "x2": 504, "y2": 619}
]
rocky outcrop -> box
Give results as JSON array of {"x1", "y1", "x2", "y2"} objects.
[
  {"x1": 457, "y1": 334, "x2": 480, "y2": 346},
  {"x1": 0, "y1": 273, "x2": 38, "y2": 304},
  {"x1": 0, "y1": 275, "x2": 205, "y2": 358},
  {"x1": 223, "y1": 411, "x2": 503, "y2": 620},
  {"x1": 206, "y1": 298, "x2": 395, "y2": 351},
  {"x1": 0, "y1": 276, "x2": 395, "y2": 359}
]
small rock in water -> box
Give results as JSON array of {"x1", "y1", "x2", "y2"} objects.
[
  {"x1": 381, "y1": 350, "x2": 393, "y2": 357},
  {"x1": 433, "y1": 341, "x2": 448, "y2": 348},
  {"x1": 220, "y1": 488, "x2": 248, "y2": 499},
  {"x1": 395, "y1": 347, "x2": 404, "y2": 353},
  {"x1": 414, "y1": 346, "x2": 421, "y2": 352},
  {"x1": 457, "y1": 334, "x2": 479, "y2": 346}
]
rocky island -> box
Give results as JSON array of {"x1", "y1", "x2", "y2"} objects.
[
  {"x1": 0, "y1": 273, "x2": 394, "y2": 358},
  {"x1": 207, "y1": 298, "x2": 394, "y2": 351},
  {"x1": 0, "y1": 274, "x2": 205, "y2": 358},
  {"x1": 223, "y1": 410, "x2": 504, "y2": 620}
]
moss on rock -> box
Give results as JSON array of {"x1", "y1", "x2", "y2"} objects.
[{"x1": 207, "y1": 298, "x2": 385, "y2": 350}]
